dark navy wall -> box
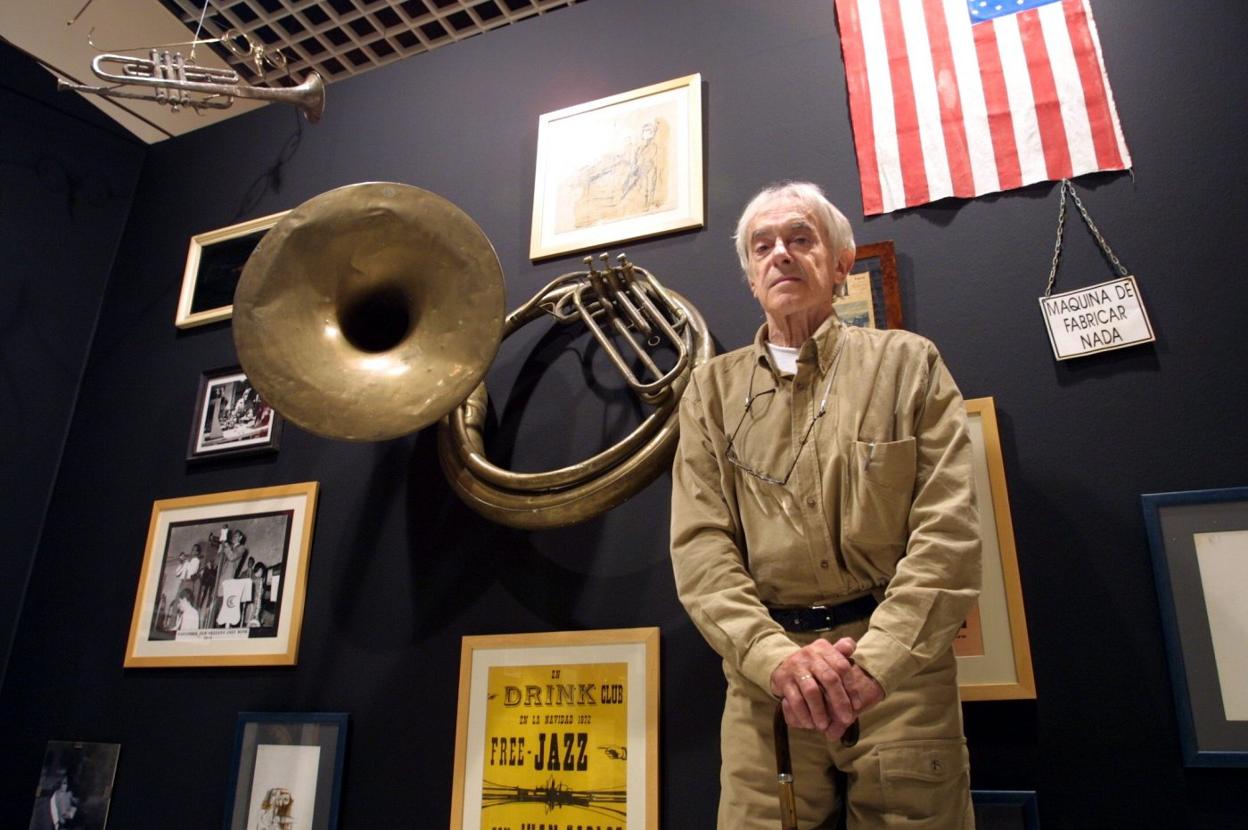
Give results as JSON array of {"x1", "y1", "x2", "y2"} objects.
[
  {"x1": 0, "y1": 39, "x2": 143, "y2": 692},
  {"x1": 2, "y1": 1, "x2": 1246, "y2": 826}
]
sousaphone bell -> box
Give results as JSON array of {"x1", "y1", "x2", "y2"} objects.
[{"x1": 234, "y1": 182, "x2": 711, "y2": 528}]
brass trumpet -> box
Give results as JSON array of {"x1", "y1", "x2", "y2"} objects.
[{"x1": 57, "y1": 50, "x2": 325, "y2": 123}]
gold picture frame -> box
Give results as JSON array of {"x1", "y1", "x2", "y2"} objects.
[
  {"x1": 124, "y1": 482, "x2": 319, "y2": 667},
  {"x1": 450, "y1": 627, "x2": 660, "y2": 830},
  {"x1": 175, "y1": 211, "x2": 288, "y2": 329},
  {"x1": 956, "y1": 398, "x2": 1036, "y2": 701},
  {"x1": 529, "y1": 73, "x2": 703, "y2": 260}
]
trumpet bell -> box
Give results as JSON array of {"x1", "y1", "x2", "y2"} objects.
[{"x1": 233, "y1": 182, "x2": 505, "y2": 441}]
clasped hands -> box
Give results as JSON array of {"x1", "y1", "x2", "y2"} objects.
[{"x1": 770, "y1": 637, "x2": 884, "y2": 740}]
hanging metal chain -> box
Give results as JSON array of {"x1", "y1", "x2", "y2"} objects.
[{"x1": 1044, "y1": 179, "x2": 1130, "y2": 297}]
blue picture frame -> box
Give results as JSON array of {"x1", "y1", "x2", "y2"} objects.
[
  {"x1": 1142, "y1": 486, "x2": 1248, "y2": 767},
  {"x1": 224, "y1": 712, "x2": 349, "y2": 830},
  {"x1": 972, "y1": 790, "x2": 1040, "y2": 829}
]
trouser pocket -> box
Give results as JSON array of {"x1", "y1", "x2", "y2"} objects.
[{"x1": 877, "y1": 738, "x2": 970, "y2": 826}]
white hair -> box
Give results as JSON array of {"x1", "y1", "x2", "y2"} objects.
[{"x1": 732, "y1": 181, "x2": 855, "y2": 275}]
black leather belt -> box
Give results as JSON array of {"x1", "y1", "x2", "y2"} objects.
[{"x1": 767, "y1": 594, "x2": 878, "y2": 633}]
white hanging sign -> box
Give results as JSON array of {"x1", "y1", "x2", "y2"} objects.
[{"x1": 1039, "y1": 275, "x2": 1155, "y2": 361}]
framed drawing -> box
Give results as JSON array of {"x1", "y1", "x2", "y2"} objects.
[
  {"x1": 529, "y1": 73, "x2": 703, "y2": 260},
  {"x1": 124, "y1": 482, "x2": 319, "y2": 668},
  {"x1": 187, "y1": 365, "x2": 282, "y2": 462},
  {"x1": 1142, "y1": 486, "x2": 1248, "y2": 766},
  {"x1": 956, "y1": 398, "x2": 1036, "y2": 701},
  {"x1": 834, "y1": 240, "x2": 903, "y2": 330},
  {"x1": 28, "y1": 740, "x2": 121, "y2": 830},
  {"x1": 450, "y1": 627, "x2": 659, "y2": 830},
  {"x1": 972, "y1": 790, "x2": 1041, "y2": 829},
  {"x1": 175, "y1": 210, "x2": 287, "y2": 329},
  {"x1": 224, "y1": 712, "x2": 348, "y2": 830}
]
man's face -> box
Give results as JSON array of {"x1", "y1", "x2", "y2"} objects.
[{"x1": 745, "y1": 196, "x2": 849, "y2": 323}]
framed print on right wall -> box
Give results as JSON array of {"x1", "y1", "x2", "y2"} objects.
[{"x1": 1142, "y1": 486, "x2": 1248, "y2": 766}]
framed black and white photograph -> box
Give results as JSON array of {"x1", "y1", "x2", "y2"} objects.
[
  {"x1": 187, "y1": 365, "x2": 282, "y2": 462},
  {"x1": 224, "y1": 712, "x2": 348, "y2": 830},
  {"x1": 27, "y1": 740, "x2": 121, "y2": 830},
  {"x1": 175, "y1": 210, "x2": 288, "y2": 329},
  {"x1": 125, "y1": 482, "x2": 319, "y2": 667},
  {"x1": 1142, "y1": 486, "x2": 1248, "y2": 766}
]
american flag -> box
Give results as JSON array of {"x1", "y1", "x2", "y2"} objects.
[{"x1": 835, "y1": 0, "x2": 1132, "y2": 215}]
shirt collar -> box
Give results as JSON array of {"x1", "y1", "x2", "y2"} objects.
[{"x1": 752, "y1": 312, "x2": 844, "y2": 377}]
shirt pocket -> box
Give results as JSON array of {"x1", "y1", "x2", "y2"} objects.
[
  {"x1": 842, "y1": 438, "x2": 915, "y2": 548},
  {"x1": 878, "y1": 738, "x2": 969, "y2": 822}
]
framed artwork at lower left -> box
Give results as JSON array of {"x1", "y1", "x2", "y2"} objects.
[
  {"x1": 28, "y1": 740, "x2": 120, "y2": 830},
  {"x1": 187, "y1": 365, "x2": 282, "y2": 462},
  {"x1": 224, "y1": 712, "x2": 348, "y2": 830},
  {"x1": 124, "y1": 481, "x2": 319, "y2": 667}
]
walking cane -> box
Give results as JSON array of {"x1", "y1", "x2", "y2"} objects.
[{"x1": 773, "y1": 703, "x2": 861, "y2": 830}]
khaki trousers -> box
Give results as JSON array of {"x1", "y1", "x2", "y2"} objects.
[{"x1": 718, "y1": 621, "x2": 973, "y2": 830}]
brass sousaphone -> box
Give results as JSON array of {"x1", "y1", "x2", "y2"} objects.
[{"x1": 234, "y1": 183, "x2": 712, "y2": 529}]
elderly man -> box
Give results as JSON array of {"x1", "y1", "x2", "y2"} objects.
[{"x1": 670, "y1": 181, "x2": 981, "y2": 828}]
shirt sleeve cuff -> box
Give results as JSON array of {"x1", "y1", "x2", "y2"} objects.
[
  {"x1": 740, "y1": 630, "x2": 801, "y2": 695},
  {"x1": 852, "y1": 628, "x2": 919, "y2": 697}
]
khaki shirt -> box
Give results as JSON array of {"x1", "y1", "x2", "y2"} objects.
[{"x1": 670, "y1": 316, "x2": 981, "y2": 696}]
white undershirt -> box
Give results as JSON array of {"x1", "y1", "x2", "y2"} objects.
[{"x1": 766, "y1": 342, "x2": 799, "y2": 376}]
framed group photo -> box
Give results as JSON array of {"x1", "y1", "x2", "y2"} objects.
[
  {"x1": 187, "y1": 365, "x2": 282, "y2": 462},
  {"x1": 955, "y1": 398, "x2": 1036, "y2": 701},
  {"x1": 175, "y1": 210, "x2": 288, "y2": 329},
  {"x1": 530, "y1": 73, "x2": 703, "y2": 260},
  {"x1": 450, "y1": 627, "x2": 659, "y2": 830},
  {"x1": 1142, "y1": 486, "x2": 1248, "y2": 766},
  {"x1": 224, "y1": 712, "x2": 348, "y2": 830},
  {"x1": 27, "y1": 741, "x2": 121, "y2": 830},
  {"x1": 124, "y1": 482, "x2": 319, "y2": 667}
]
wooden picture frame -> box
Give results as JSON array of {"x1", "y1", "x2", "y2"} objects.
[
  {"x1": 224, "y1": 712, "x2": 348, "y2": 830},
  {"x1": 1142, "y1": 486, "x2": 1248, "y2": 766},
  {"x1": 187, "y1": 365, "x2": 282, "y2": 462},
  {"x1": 956, "y1": 398, "x2": 1036, "y2": 701},
  {"x1": 124, "y1": 482, "x2": 319, "y2": 667},
  {"x1": 450, "y1": 627, "x2": 660, "y2": 830},
  {"x1": 175, "y1": 211, "x2": 287, "y2": 329},
  {"x1": 834, "y1": 240, "x2": 903, "y2": 330},
  {"x1": 530, "y1": 74, "x2": 703, "y2": 260}
]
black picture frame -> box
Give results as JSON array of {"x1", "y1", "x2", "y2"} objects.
[
  {"x1": 187, "y1": 366, "x2": 282, "y2": 462},
  {"x1": 972, "y1": 790, "x2": 1040, "y2": 829},
  {"x1": 28, "y1": 740, "x2": 121, "y2": 830},
  {"x1": 1141, "y1": 486, "x2": 1248, "y2": 767},
  {"x1": 224, "y1": 712, "x2": 348, "y2": 830}
]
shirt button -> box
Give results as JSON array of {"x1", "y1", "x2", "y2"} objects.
[
  {"x1": 795, "y1": 382, "x2": 805, "y2": 391},
  {"x1": 819, "y1": 560, "x2": 830, "y2": 569},
  {"x1": 806, "y1": 497, "x2": 817, "y2": 507}
]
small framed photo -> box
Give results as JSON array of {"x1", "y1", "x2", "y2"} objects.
[
  {"x1": 175, "y1": 211, "x2": 288, "y2": 329},
  {"x1": 124, "y1": 482, "x2": 319, "y2": 668},
  {"x1": 28, "y1": 740, "x2": 121, "y2": 830},
  {"x1": 972, "y1": 790, "x2": 1041, "y2": 829},
  {"x1": 834, "y1": 240, "x2": 903, "y2": 330},
  {"x1": 1142, "y1": 486, "x2": 1248, "y2": 766},
  {"x1": 450, "y1": 627, "x2": 660, "y2": 830},
  {"x1": 529, "y1": 73, "x2": 703, "y2": 260},
  {"x1": 224, "y1": 712, "x2": 348, "y2": 830},
  {"x1": 187, "y1": 366, "x2": 282, "y2": 462},
  {"x1": 956, "y1": 398, "x2": 1036, "y2": 701}
]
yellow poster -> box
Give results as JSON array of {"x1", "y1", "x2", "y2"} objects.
[{"x1": 480, "y1": 661, "x2": 629, "y2": 830}]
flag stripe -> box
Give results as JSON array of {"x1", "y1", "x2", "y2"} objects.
[
  {"x1": 1036, "y1": 1, "x2": 1098, "y2": 175},
  {"x1": 900, "y1": 1, "x2": 954, "y2": 202},
  {"x1": 837, "y1": 0, "x2": 885, "y2": 214},
  {"x1": 879, "y1": 0, "x2": 930, "y2": 208},
  {"x1": 943, "y1": 0, "x2": 1000, "y2": 195},
  {"x1": 858, "y1": 0, "x2": 906, "y2": 212},
  {"x1": 971, "y1": 14, "x2": 1023, "y2": 191},
  {"x1": 1016, "y1": 8, "x2": 1073, "y2": 180},
  {"x1": 921, "y1": 0, "x2": 975, "y2": 198},
  {"x1": 1063, "y1": 0, "x2": 1126, "y2": 169},
  {"x1": 993, "y1": 14, "x2": 1049, "y2": 186}
]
